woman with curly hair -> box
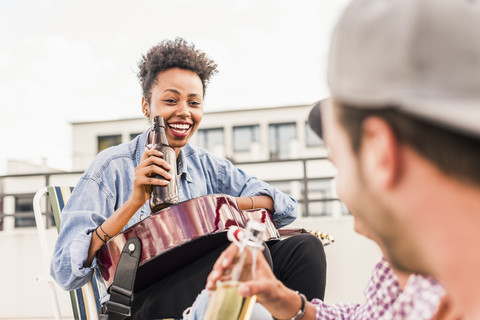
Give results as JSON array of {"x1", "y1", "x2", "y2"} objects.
[{"x1": 51, "y1": 38, "x2": 326, "y2": 319}]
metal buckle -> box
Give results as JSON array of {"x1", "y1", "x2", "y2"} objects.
[
  {"x1": 104, "y1": 300, "x2": 131, "y2": 317},
  {"x1": 109, "y1": 284, "x2": 133, "y2": 298}
]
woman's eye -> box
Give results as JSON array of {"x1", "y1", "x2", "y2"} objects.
[
  {"x1": 189, "y1": 101, "x2": 201, "y2": 107},
  {"x1": 164, "y1": 99, "x2": 176, "y2": 104}
]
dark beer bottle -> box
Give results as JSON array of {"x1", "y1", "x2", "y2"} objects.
[{"x1": 149, "y1": 116, "x2": 179, "y2": 213}]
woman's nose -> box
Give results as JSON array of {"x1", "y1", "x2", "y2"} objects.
[{"x1": 177, "y1": 102, "x2": 191, "y2": 118}]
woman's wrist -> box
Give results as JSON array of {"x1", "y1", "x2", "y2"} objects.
[
  {"x1": 124, "y1": 197, "x2": 145, "y2": 213},
  {"x1": 236, "y1": 196, "x2": 255, "y2": 211},
  {"x1": 236, "y1": 195, "x2": 274, "y2": 211}
]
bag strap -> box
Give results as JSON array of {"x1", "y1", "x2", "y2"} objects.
[{"x1": 100, "y1": 237, "x2": 142, "y2": 320}]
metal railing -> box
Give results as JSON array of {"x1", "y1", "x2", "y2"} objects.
[
  {"x1": 0, "y1": 171, "x2": 84, "y2": 231},
  {"x1": 0, "y1": 157, "x2": 344, "y2": 231},
  {"x1": 231, "y1": 156, "x2": 341, "y2": 217}
]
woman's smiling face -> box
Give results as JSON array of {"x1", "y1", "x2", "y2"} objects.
[{"x1": 143, "y1": 67, "x2": 204, "y2": 155}]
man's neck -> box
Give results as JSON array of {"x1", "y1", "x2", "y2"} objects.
[
  {"x1": 428, "y1": 179, "x2": 480, "y2": 319},
  {"x1": 398, "y1": 151, "x2": 480, "y2": 318}
]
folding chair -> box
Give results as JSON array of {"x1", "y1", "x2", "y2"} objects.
[{"x1": 34, "y1": 186, "x2": 101, "y2": 320}]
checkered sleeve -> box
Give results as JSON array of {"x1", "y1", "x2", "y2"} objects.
[
  {"x1": 311, "y1": 299, "x2": 361, "y2": 319},
  {"x1": 310, "y1": 257, "x2": 402, "y2": 319}
]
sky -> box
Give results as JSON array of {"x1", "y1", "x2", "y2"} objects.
[{"x1": 0, "y1": 0, "x2": 350, "y2": 174}]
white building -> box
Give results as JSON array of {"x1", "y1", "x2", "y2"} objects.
[
  {"x1": 72, "y1": 104, "x2": 343, "y2": 218},
  {"x1": 0, "y1": 104, "x2": 381, "y2": 319},
  {"x1": 72, "y1": 104, "x2": 327, "y2": 168}
]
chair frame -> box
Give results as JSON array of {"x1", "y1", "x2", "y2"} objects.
[{"x1": 33, "y1": 186, "x2": 100, "y2": 320}]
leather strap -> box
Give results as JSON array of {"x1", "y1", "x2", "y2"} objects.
[{"x1": 100, "y1": 237, "x2": 142, "y2": 320}]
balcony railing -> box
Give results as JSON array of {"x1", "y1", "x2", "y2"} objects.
[{"x1": 0, "y1": 157, "x2": 346, "y2": 232}]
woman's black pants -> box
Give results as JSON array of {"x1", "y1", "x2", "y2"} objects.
[{"x1": 128, "y1": 233, "x2": 327, "y2": 319}]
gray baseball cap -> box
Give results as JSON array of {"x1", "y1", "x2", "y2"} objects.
[{"x1": 325, "y1": 0, "x2": 480, "y2": 138}]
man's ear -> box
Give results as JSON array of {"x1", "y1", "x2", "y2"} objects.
[
  {"x1": 361, "y1": 116, "x2": 401, "y2": 189},
  {"x1": 141, "y1": 97, "x2": 149, "y2": 118}
]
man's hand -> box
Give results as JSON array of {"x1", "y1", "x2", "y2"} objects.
[{"x1": 205, "y1": 242, "x2": 309, "y2": 320}]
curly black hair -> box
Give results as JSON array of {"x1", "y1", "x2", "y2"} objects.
[{"x1": 138, "y1": 37, "x2": 218, "y2": 104}]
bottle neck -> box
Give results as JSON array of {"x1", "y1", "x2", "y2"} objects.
[
  {"x1": 156, "y1": 126, "x2": 169, "y2": 146},
  {"x1": 229, "y1": 222, "x2": 265, "y2": 282},
  {"x1": 153, "y1": 116, "x2": 170, "y2": 147}
]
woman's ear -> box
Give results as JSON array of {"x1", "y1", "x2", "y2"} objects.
[{"x1": 141, "y1": 97, "x2": 149, "y2": 118}]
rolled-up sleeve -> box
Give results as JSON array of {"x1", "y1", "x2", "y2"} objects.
[{"x1": 50, "y1": 177, "x2": 113, "y2": 290}]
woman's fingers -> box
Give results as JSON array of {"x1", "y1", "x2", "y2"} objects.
[
  {"x1": 137, "y1": 149, "x2": 172, "y2": 182},
  {"x1": 139, "y1": 165, "x2": 172, "y2": 183},
  {"x1": 143, "y1": 149, "x2": 171, "y2": 169},
  {"x1": 140, "y1": 147, "x2": 161, "y2": 162},
  {"x1": 130, "y1": 149, "x2": 173, "y2": 206}
]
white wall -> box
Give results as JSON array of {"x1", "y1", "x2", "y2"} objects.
[
  {"x1": 0, "y1": 229, "x2": 75, "y2": 319},
  {"x1": 0, "y1": 216, "x2": 381, "y2": 319}
]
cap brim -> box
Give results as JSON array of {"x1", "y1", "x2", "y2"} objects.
[{"x1": 308, "y1": 98, "x2": 329, "y2": 140}]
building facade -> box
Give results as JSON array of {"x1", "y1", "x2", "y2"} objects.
[{"x1": 71, "y1": 104, "x2": 344, "y2": 218}]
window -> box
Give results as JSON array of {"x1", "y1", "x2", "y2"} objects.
[
  {"x1": 197, "y1": 128, "x2": 224, "y2": 152},
  {"x1": 268, "y1": 181, "x2": 292, "y2": 195},
  {"x1": 15, "y1": 195, "x2": 35, "y2": 228},
  {"x1": 306, "y1": 179, "x2": 332, "y2": 217},
  {"x1": 233, "y1": 125, "x2": 260, "y2": 152},
  {"x1": 269, "y1": 123, "x2": 297, "y2": 160},
  {"x1": 305, "y1": 121, "x2": 323, "y2": 147},
  {"x1": 97, "y1": 135, "x2": 122, "y2": 153}
]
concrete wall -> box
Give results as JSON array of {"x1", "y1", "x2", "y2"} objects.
[
  {"x1": 0, "y1": 229, "x2": 75, "y2": 319},
  {"x1": 0, "y1": 216, "x2": 381, "y2": 319}
]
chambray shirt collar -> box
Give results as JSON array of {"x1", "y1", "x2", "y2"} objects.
[
  {"x1": 136, "y1": 129, "x2": 149, "y2": 166},
  {"x1": 177, "y1": 144, "x2": 193, "y2": 183}
]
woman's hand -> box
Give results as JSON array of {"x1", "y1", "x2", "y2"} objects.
[
  {"x1": 205, "y1": 242, "x2": 309, "y2": 320},
  {"x1": 130, "y1": 148, "x2": 172, "y2": 207}
]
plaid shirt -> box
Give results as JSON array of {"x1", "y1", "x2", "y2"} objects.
[{"x1": 311, "y1": 257, "x2": 445, "y2": 319}]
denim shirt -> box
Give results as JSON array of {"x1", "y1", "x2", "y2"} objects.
[{"x1": 50, "y1": 129, "x2": 297, "y2": 301}]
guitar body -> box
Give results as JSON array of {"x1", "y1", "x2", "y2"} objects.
[{"x1": 96, "y1": 194, "x2": 279, "y2": 292}]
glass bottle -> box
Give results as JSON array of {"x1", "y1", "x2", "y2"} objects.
[
  {"x1": 148, "y1": 115, "x2": 179, "y2": 213},
  {"x1": 203, "y1": 220, "x2": 266, "y2": 320}
]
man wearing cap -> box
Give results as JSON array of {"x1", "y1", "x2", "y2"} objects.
[{"x1": 204, "y1": 0, "x2": 480, "y2": 318}]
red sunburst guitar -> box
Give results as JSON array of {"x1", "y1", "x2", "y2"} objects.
[{"x1": 96, "y1": 194, "x2": 333, "y2": 292}]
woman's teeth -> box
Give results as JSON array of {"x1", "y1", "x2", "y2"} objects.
[{"x1": 169, "y1": 123, "x2": 190, "y2": 133}]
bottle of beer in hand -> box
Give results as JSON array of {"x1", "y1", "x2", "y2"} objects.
[
  {"x1": 149, "y1": 115, "x2": 179, "y2": 213},
  {"x1": 203, "y1": 220, "x2": 266, "y2": 320}
]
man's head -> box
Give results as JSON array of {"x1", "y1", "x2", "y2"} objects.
[
  {"x1": 310, "y1": 0, "x2": 480, "y2": 275},
  {"x1": 327, "y1": 0, "x2": 480, "y2": 138}
]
